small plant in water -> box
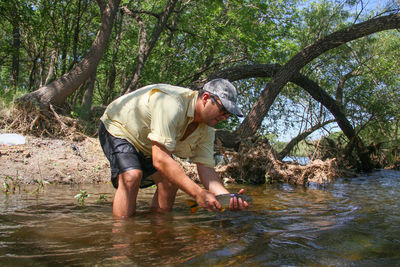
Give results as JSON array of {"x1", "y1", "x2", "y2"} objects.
[
  {"x1": 2, "y1": 177, "x2": 11, "y2": 194},
  {"x1": 31, "y1": 178, "x2": 49, "y2": 194},
  {"x1": 2, "y1": 175, "x2": 22, "y2": 194},
  {"x1": 75, "y1": 190, "x2": 92, "y2": 206},
  {"x1": 265, "y1": 173, "x2": 272, "y2": 184},
  {"x1": 96, "y1": 194, "x2": 108, "y2": 203}
]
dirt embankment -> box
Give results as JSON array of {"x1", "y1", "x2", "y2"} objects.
[
  {"x1": 0, "y1": 133, "x2": 357, "y2": 187},
  {"x1": 1, "y1": 135, "x2": 110, "y2": 185}
]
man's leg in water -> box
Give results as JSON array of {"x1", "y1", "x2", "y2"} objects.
[
  {"x1": 150, "y1": 172, "x2": 178, "y2": 212},
  {"x1": 113, "y1": 169, "x2": 142, "y2": 217}
]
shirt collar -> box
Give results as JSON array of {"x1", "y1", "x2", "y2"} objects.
[{"x1": 187, "y1": 91, "x2": 198, "y2": 118}]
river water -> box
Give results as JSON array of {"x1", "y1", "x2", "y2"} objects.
[{"x1": 1, "y1": 169, "x2": 400, "y2": 266}]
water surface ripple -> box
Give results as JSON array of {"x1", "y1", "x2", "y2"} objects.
[{"x1": 1, "y1": 170, "x2": 400, "y2": 266}]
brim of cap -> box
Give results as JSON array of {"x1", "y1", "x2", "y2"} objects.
[{"x1": 220, "y1": 98, "x2": 244, "y2": 117}]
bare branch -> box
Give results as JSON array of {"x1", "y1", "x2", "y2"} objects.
[{"x1": 278, "y1": 119, "x2": 336, "y2": 159}]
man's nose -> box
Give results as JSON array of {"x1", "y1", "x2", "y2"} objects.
[{"x1": 217, "y1": 114, "x2": 229, "y2": 121}]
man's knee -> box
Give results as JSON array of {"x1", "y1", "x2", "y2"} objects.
[
  {"x1": 152, "y1": 172, "x2": 178, "y2": 192},
  {"x1": 162, "y1": 179, "x2": 178, "y2": 192},
  {"x1": 118, "y1": 169, "x2": 142, "y2": 190}
]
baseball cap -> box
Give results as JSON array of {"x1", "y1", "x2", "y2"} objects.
[{"x1": 203, "y1": 78, "x2": 243, "y2": 117}]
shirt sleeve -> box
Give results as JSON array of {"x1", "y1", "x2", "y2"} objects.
[
  {"x1": 191, "y1": 127, "x2": 215, "y2": 168},
  {"x1": 147, "y1": 90, "x2": 183, "y2": 152}
]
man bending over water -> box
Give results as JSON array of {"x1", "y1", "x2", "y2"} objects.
[{"x1": 99, "y1": 79, "x2": 248, "y2": 217}]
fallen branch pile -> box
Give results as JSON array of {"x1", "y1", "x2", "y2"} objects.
[
  {"x1": 215, "y1": 137, "x2": 355, "y2": 185},
  {"x1": 1, "y1": 104, "x2": 85, "y2": 141}
]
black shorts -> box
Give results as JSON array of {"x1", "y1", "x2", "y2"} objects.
[{"x1": 98, "y1": 122, "x2": 157, "y2": 189}]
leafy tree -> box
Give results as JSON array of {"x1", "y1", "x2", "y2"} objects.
[
  {"x1": 0, "y1": 0, "x2": 399, "y2": 171},
  {"x1": 16, "y1": 0, "x2": 121, "y2": 108}
]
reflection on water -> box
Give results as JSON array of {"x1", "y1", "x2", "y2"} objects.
[
  {"x1": 1, "y1": 170, "x2": 400, "y2": 266},
  {"x1": 282, "y1": 156, "x2": 310, "y2": 165}
]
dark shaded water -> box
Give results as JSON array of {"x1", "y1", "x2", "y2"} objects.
[{"x1": 1, "y1": 169, "x2": 400, "y2": 266}]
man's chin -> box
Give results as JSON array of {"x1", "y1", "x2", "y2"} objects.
[
  {"x1": 206, "y1": 121, "x2": 218, "y2": 127},
  {"x1": 207, "y1": 120, "x2": 223, "y2": 128}
]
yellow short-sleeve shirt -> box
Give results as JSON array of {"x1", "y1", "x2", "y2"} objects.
[{"x1": 100, "y1": 84, "x2": 215, "y2": 168}]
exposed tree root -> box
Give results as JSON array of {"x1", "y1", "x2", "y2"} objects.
[
  {"x1": 1, "y1": 104, "x2": 85, "y2": 141},
  {"x1": 265, "y1": 158, "x2": 356, "y2": 185},
  {"x1": 175, "y1": 157, "x2": 200, "y2": 183},
  {"x1": 215, "y1": 137, "x2": 356, "y2": 185},
  {"x1": 174, "y1": 137, "x2": 355, "y2": 186},
  {"x1": 386, "y1": 158, "x2": 400, "y2": 170}
]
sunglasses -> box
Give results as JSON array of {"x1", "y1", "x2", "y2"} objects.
[{"x1": 209, "y1": 94, "x2": 230, "y2": 116}]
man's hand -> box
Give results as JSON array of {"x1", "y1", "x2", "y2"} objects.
[
  {"x1": 228, "y1": 189, "x2": 249, "y2": 211},
  {"x1": 195, "y1": 189, "x2": 222, "y2": 212}
]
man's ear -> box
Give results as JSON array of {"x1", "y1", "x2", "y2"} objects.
[{"x1": 202, "y1": 92, "x2": 211, "y2": 105}]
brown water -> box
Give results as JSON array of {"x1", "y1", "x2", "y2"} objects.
[{"x1": 1, "y1": 169, "x2": 400, "y2": 266}]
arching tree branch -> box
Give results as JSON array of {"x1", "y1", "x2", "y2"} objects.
[{"x1": 236, "y1": 13, "x2": 400, "y2": 138}]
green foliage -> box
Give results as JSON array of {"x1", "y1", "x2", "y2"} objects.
[
  {"x1": 96, "y1": 194, "x2": 108, "y2": 203},
  {"x1": 32, "y1": 178, "x2": 49, "y2": 194},
  {"x1": 0, "y1": 88, "x2": 27, "y2": 108},
  {"x1": 291, "y1": 141, "x2": 315, "y2": 157},
  {"x1": 70, "y1": 110, "x2": 79, "y2": 119},
  {"x1": 272, "y1": 140, "x2": 287, "y2": 153},
  {"x1": 0, "y1": 0, "x2": 398, "y2": 155},
  {"x1": 1, "y1": 175, "x2": 22, "y2": 194},
  {"x1": 74, "y1": 189, "x2": 92, "y2": 206}
]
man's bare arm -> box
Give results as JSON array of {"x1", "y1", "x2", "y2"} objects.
[
  {"x1": 196, "y1": 163, "x2": 229, "y2": 195},
  {"x1": 151, "y1": 141, "x2": 221, "y2": 211}
]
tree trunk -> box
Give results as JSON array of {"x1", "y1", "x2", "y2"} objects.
[
  {"x1": 209, "y1": 64, "x2": 357, "y2": 138},
  {"x1": 81, "y1": 71, "x2": 96, "y2": 121},
  {"x1": 11, "y1": 14, "x2": 21, "y2": 89},
  {"x1": 44, "y1": 50, "x2": 57, "y2": 85},
  {"x1": 60, "y1": 14, "x2": 71, "y2": 76},
  {"x1": 69, "y1": 0, "x2": 83, "y2": 72},
  {"x1": 215, "y1": 129, "x2": 241, "y2": 151},
  {"x1": 122, "y1": 0, "x2": 179, "y2": 94},
  {"x1": 103, "y1": 10, "x2": 124, "y2": 105},
  {"x1": 28, "y1": 56, "x2": 38, "y2": 91},
  {"x1": 16, "y1": 0, "x2": 121, "y2": 108}
]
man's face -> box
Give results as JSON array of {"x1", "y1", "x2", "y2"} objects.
[{"x1": 202, "y1": 93, "x2": 231, "y2": 127}]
